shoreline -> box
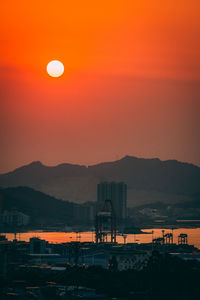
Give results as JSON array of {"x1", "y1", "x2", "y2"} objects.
[{"x1": 2, "y1": 224, "x2": 200, "y2": 234}]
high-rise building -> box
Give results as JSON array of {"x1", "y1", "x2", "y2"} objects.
[{"x1": 97, "y1": 182, "x2": 127, "y2": 220}]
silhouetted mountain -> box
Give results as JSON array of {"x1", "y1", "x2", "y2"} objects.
[
  {"x1": 0, "y1": 156, "x2": 199, "y2": 206},
  {"x1": 89, "y1": 156, "x2": 200, "y2": 194}
]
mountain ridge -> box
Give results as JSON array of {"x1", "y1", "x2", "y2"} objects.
[
  {"x1": 0, "y1": 156, "x2": 199, "y2": 206},
  {"x1": 1, "y1": 155, "x2": 199, "y2": 176}
]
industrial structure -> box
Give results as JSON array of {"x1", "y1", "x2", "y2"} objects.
[
  {"x1": 153, "y1": 230, "x2": 174, "y2": 245},
  {"x1": 178, "y1": 233, "x2": 188, "y2": 245},
  {"x1": 152, "y1": 230, "x2": 189, "y2": 247},
  {"x1": 97, "y1": 181, "x2": 127, "y2": 220},
  {"x1": 95, "y1": 199, "x2": 116, "y2": 243}
]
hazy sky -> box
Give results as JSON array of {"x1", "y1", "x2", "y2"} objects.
[{"x1": 0, "y1": 0, "x2": 200, "y2": 173}]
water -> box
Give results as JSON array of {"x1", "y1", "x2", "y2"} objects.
[{"x1": 4, "y1": 228, "x2": 200, "y2": 249}]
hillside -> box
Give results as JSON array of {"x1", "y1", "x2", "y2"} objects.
[
  {"x1": 0, "y1": 156, "x2": 199, "y2": 207},
  {"x1": 0, "y1": 186, "x2": 75, "y2": 226}
]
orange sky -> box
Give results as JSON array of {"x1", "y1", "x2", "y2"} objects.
[{"x1": 0, "y1": 0, "x2": 200, "y2": 172}]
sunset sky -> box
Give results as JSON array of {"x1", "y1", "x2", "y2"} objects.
[{"x1": 0, "y1": 0, "x2": 200, "y2": 173}]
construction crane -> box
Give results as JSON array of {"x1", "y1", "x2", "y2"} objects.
[{"x1": 95, "y1": 199, "x2": 116, "y2": 244}]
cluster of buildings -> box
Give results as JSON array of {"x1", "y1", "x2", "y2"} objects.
[
  {"x1": 0, "y1": 230, "x2": 199, "y2": 300},
  {"x1": 1, "y1": 234, "x2": 199, "y2": 299},
  {"x1": 0, "y1": 176, "x2": 199, "y2": 299},
  {"x1": 1, "y1": 177, "x2": 200, "y2": 299},
  {"x1": 0, "y1": 229, "x2": 199, "y2": 276}
]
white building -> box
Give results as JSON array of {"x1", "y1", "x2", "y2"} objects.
[
  {"x1": 1, "y1": 209, "x2": 30, "y2": 226},
  {"x1": 108, "y1": 249, "x2": 151, "y2": 271}
]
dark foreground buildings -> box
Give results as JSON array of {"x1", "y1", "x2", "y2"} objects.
[
  {"x1": 97, "y1": 182, "x2": 127, "y2": 220},
  {"x1": 1, "y1": 233, "x2": 200, "y2": 300}
]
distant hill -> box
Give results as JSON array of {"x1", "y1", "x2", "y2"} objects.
[
  {"x1": 0, "y1": 156, "x2": 199, "y2": 207},
  {"x1": 0, "y1": 186, "x2": 75, "y2": 226}
]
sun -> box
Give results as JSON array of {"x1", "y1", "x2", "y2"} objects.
[{"x1": 47, "y1": 60, "x2": 64, "y2": 77}]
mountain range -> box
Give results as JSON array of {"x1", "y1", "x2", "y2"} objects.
[{"x1": 0, "y1": 156, "x2": 199, "y2": 207}]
